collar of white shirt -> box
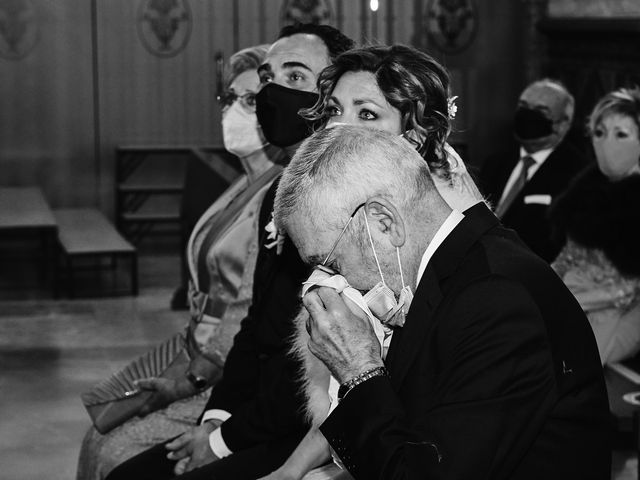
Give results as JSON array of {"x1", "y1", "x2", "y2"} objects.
[
  {"x1": 519, "y1": 146, "x2": 553, "y2": 168},
  {"x1": 415, "y1": 209, "x2": 465, "y2": 286}
]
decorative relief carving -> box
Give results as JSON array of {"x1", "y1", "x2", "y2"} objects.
[
  {"x1": 280, "y1": 0, "x2": 333, "y2": 27},
  {"x1": 425, "y1": 0, "x2": 477, "y2": 54},
  {"x1": 0, "y1": 0, "x2": 38, "y2": 60},
  {"x1": 548, "y1": 0, "x2": 640, "y2": 18},
  {"x1": 136, "y1": 0, "x2": 192, "y2": 58}
]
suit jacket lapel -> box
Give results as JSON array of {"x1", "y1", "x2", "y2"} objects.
[
  {"x1": 495, "y1": 148, "x2": 521, "y2": 197},
  {"x1": 385, "y1": 204, "x2": 499, "y2": 390}
]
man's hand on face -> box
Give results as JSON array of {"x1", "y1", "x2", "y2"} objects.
[
  {"x1": 165, "y1": 420, "x2": 222, "y2": 475},
  {"x1": 303, "y1": 287, "x2": 384, "y2": 384}
]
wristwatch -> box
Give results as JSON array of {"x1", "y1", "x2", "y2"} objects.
[{"x1": 186, "y1": 371, "x2": 208, "y2": 390}]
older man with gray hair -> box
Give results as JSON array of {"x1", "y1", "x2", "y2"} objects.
[
  {"x1": 480, "y1": 78, "x2": 587, "y2": 262},
  {"x1": 274, "y1": 125, "x2": 609, "y2": 480}
]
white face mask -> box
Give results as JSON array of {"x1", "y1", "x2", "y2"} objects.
[
  {"x1": 222, "y1": 101, "x2": 267, "y2": 159},
  {"x1": 594, "y1": 136, "x2": 640, "y2": 181},
  {"x1": 362, "y1": 208, "x2": 413, "y2": 327}
]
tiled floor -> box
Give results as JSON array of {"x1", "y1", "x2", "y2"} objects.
[{"x1": 0, "y1": 251, "x2": 186, "y2": 479}]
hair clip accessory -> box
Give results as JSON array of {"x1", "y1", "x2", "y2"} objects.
[{"x1": 448, "y1": 96, "x2": 459, "y2": 120}]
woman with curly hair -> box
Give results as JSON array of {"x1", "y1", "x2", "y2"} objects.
[{"x1": 302, "y1": 44, "x2": 484, "y2": 212}]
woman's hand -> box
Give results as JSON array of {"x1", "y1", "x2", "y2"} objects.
[{"x1": 135, "y1": 376, "x2": 197, "y2": 416}]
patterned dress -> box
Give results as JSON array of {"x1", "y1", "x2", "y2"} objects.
[
  {"x1": 553, "y1": 240, "x2": 640, "y2": 365},
  {"x1": 76, "y1": 164, "x2": 281, "y2": 480},
  {"x1": 550, "y1": 166, "x2": 640, "y2": 365}
]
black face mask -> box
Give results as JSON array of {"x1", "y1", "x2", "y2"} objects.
[
  {"x1": 255, "y1": 83, "x2": 319, "y2": 148},
  {"x1": 513, "y1": 107, "x2": 554, "y2": 140}
]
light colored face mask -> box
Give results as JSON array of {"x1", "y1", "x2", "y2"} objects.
[
  {"x1": 222, "y1": 101, "x2": 267, "y2": 158},
  {"x1": 593, "y1": 133, "x2": 640, "y2": 181},
  {"x1": 301, "y1": 204, "x2": 413, "y2": 328},
  {"x1": 361, "y1": 207, "x2": 413, "y2": 328}
]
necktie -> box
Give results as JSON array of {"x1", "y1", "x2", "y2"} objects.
[{"x1": 496, "y1": 155, "x2": 536, "y2": 219}]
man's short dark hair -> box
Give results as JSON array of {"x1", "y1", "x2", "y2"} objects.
[{"x1": 278, "y1": 23, "x2": 355, "y2": 60}]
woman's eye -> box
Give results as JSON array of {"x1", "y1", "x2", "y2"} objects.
[
  {"x1": 592, "y1": 128, "x2": 605, "y2": 139},
  {"x1": 326, "y1": 105, "x2": 341, "y2": 117},
  {"x1": 359, "y1": 109, "x2": 377, "y2": 121},
  {"x1": 244, "y1": 93, "x2": 257, "y2": 107},
  {"x1": 615, "y1": 131, "x2": 630, "y2": 139}
]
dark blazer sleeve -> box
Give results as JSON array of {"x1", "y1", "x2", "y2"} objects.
[
  {"x1": 321, "y1": 275, "x2": 558, "y2": 480},
  {"x1": 201, "y1": 179, "x2": 307, "y2": 451}
]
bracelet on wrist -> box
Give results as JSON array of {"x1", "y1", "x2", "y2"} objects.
[{"x1": 337, "y1": 366, "x2": 388, "y2": 401}]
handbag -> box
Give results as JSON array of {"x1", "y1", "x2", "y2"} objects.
[{"x1": 81, "y1": 333, "x2": 189, "y2": 434}]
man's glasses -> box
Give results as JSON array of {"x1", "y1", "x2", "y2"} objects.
[
  {"x1": 217, "y1": 90, "x2": 257, "y2": 111},
  {"x1": 321, "y1": 203, "x2": 365, "y2": 267}
]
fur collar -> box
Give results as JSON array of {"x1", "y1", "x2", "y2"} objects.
[{"x1": 550, "y1": 165, "x2": 640, "y2": 276}]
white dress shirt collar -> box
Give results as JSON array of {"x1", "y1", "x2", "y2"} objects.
[
  {"x1": 519, "y1": 146, "x2": 553, "y2": 167},
  {"x1": 416, "y1": 209, "x2": 465, "y2": 286}
]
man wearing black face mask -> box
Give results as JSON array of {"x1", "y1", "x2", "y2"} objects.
[
  {"x1": 106, "y1": 24, "x2": 355, "y2": 480},
  {"x1": 479, "y1": 79, "x2": 587, "y2": 262}
]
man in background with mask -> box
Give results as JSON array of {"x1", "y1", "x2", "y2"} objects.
[
  {"x1": 106, "y1": 23, "x2": 355, "y2": 480},
  {"x1": 479, "y1": 79, "x2": 587, "y2": 262},
  {"x1": 274, "y1": 125, "x2": 610, "y2": 479}
]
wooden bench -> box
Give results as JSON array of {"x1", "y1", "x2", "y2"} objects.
[
  {"x1": 53, "y1": 208, "x2": 137, "y2": 297},
  {"x1": 0, "y1": 187, "x2": 58, "y2": 292}
]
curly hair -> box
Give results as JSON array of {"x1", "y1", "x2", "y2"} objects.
[
  {"x1": 588, "y1": 86, "x2": 640, "y2": 138},
  {"x1": 301, "y1": 44, "x2": 452, "y2": 177},
  {"x1": 278, "y1": 23, "x2": 356, "y2": 60},
  {"x1": 224, "y1": 44, "x2": 270, "y2": 90}
]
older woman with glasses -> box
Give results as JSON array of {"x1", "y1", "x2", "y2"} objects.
[{"x1": 76, "y1": 44, "x2": 285, "y2": 480}]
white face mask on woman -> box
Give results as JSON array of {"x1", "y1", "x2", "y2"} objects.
[
  {"x1": 222, "y1": 101, "x2": 267, "y2": 159},
  {"x1": 593, "y1": 113, "x2": 640, "y2": 181}
]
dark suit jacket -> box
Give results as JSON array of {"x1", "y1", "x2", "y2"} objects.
[
  {"x1": 321, "y1": 203, "x2": 610, "y2": 480},
  {"x1": 203, "y1": 177, "x2": 308, "y2": 452},
  {"x1": 479, "y1": 139, "x2": 586, "y2": 262}
]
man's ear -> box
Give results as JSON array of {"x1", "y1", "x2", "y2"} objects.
[{"x1": 364, "y1": 197, "x2": 405, "y2": 248}]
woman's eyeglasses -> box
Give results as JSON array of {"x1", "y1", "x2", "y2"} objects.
[{"x1": 217, "y1": 90, "x2": 257, "y2": 110}]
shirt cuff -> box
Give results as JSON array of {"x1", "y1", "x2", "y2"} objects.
[
  {"x1": 209, "y1": 426, "x2": 233, "y2": 458},
  {"x1": 200, "y1": 409, "x2": 231, "y2": 425}
]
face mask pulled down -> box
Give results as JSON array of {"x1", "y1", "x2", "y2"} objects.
[
  {"x1": 255, "y1": 82, "x2": 319, "y2": 147},
  {"x1": 222, "y1": 101, "x2": 267, "y2": 158}
]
